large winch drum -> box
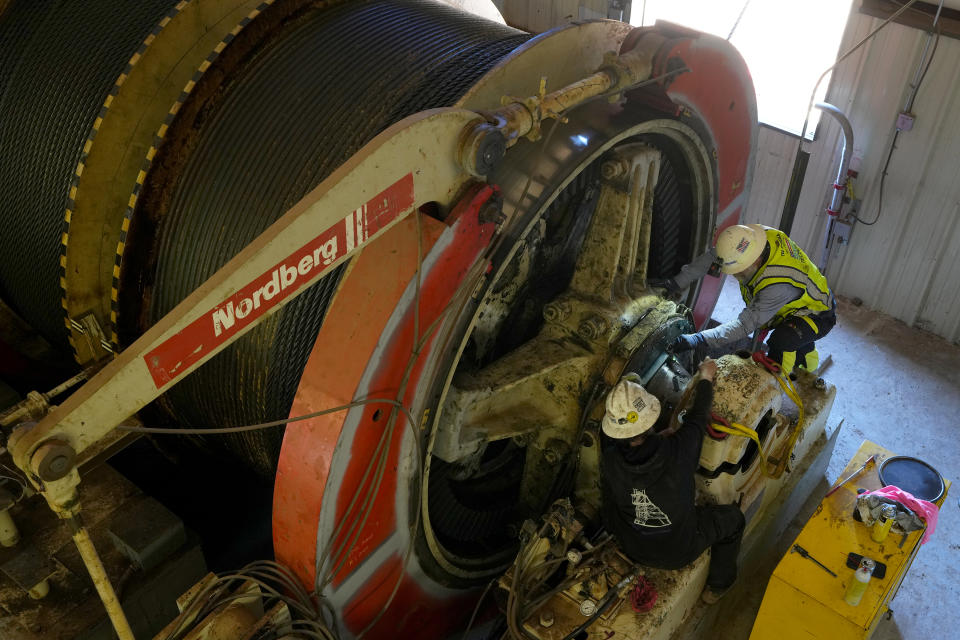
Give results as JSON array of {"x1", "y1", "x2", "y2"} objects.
[{"x1": 0, "y1": 2, "x2": 757, "y2": 637}]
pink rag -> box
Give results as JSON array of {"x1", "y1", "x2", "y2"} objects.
[{"x1": 865, "y1": 485, "x2": 940, "y2": 544}]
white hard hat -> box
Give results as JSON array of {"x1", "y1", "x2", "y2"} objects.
[
  {"x1": 715, "y1": 224, "x2": 767, "y2": 274},
  {"x1": 602, "y1": 378, "x2": 661, "y2": 439}
]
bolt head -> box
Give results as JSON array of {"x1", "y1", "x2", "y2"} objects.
[
  {"x1": 33, "y1": 441, "x2": 77, "y2": 482},
  {"x1": 471, "y1": 126, "x2": 506, "y2": 177},
  {"x1": 478, "y1": 198, "x2": 504, "y2": 226},
  {"x1": 577, "y1": 315, "x2": 608, "y2": 340},
  {"x1": 601, "y1": 160, "x2": 623, "y2": 179},
  {"x1": 543, "y1": 301, "x2": 571, "y2": 323},
  {"x1": 539, "y1": 610, "x2": 555, "y2": 627}
]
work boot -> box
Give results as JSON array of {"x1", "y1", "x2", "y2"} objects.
[{"x1": 701, "y1": 584, "x2": 732, "y2": 604}]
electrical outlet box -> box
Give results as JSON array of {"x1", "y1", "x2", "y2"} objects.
[
  {"x1": 832, "y1": 219, "x2": 852, "y2": 246},
  {"x1": 896, "y1": 111, "x2": 915, "y2": 131}
]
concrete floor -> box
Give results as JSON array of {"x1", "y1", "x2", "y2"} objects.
[{"x1": 708, "y1": 277, "x2": 960, "y2": 639}]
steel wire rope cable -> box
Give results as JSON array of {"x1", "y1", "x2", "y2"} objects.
[
  {"x1": 295, "y1": 17, "x2": 696, "y2": 632},
  {"x1": 853, "y1": 23, "x2": 940, "y2": 226},
  {"x1": 128, "y1": 0, "x2": 529, "y2": 477},
  {"x1": 121, "y1": 386, "x2": 422, "y2": 638},
  {"x1": 353, "y1": 141, "x2": 628, "y2": 632},
  {"x1": 122, "y1": 385, "x2": 422, "y2": 638},
  {"x1": 0, "y1": 0, "x2": 184, "y2": 349}
]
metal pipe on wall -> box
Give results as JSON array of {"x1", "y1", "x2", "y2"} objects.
[
  {"x1": 815, "y1": 102, "x2": 854, "y2": 273},
  {"x1": 816, "y1": 102, "x2": 854, "y2": 218}
]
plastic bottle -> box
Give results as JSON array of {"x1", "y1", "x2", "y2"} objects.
[
  {"x1": 871, "y1": 505, "x2": 896, "y2": 543},
  {"x1": 844, "y1": 558, "x2": 875, "y2": 606}
]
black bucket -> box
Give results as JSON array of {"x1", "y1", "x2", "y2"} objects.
[{"x1": 879, "y1": 456, "x2": 945, "y2": 503}]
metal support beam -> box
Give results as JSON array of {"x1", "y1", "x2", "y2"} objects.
[{"x1": 861, "y1": 0, "x2": 960, "y2": 40}]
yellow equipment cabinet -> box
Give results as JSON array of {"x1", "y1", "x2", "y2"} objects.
[{"x1": 750, "y1": 441, "x2": 950, "y2": 640}]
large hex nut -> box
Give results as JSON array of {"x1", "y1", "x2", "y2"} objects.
[{"x1": 32, "y1": 441, "x2": 77, "y2": 482}]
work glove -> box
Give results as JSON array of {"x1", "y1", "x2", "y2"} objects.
[
  {"x1": 669, "y1": 333, "x2": 705, "y2": 353},
  {"x1": 648, "y1": 277, "x2": 681, "y2": 296}
]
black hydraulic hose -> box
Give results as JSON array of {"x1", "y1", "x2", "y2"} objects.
[{"x1": 560, "y1": 572, "x2": 638, "y2": 640}]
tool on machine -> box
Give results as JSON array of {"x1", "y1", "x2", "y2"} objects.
[
  {"x1": 825, "y1": 454, "x2": 878, "y2": 497},
  {"x1": 791, "y1": 544, "x2": 837, "y2": 577}
]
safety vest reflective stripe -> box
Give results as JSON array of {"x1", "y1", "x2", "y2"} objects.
[
  {"x1": 739, "y1": 228, "x2": 832, "y2": 327},
  {"x1": 756, "y1": 265, "x2": 831, "y2": 307}
]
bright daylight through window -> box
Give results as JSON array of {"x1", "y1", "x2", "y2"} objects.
[{"x1": 632, "y1": 0, "x2": 854, "y2": 138}]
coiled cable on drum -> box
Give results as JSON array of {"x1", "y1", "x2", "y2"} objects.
[{"x1": 126, "y1": 0, "x2": 530, "y2": 476}]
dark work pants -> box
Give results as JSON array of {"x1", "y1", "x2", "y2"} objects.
[
  {"x1": 694, "y1": 505, "x2": 745, "y2": 589},
  {"x1": 766, "y1": 305, "x2": 837, "y2": 373}
]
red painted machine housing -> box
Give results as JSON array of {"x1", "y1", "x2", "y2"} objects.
[
  {"x1": 623, "y1": 23, "x2": 756, "y2": 328},
  {"x1": 273, "y1": 24, "x2": 756, "y2": 639}
]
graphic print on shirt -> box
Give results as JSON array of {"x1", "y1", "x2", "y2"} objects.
[{"x1": 631, "y1": 489, "x2": 672, "y2": 528}]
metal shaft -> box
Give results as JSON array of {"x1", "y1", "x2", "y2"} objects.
[
  {"x1": 825, "y1": 454, "x2": 877, "y2": 497},
  {"x1": 792, "y1": 545, "x2": 837, "y2": 577},
  {"x1": 808, "y1": 555, "x2": 837, "y2": 577},
  {"x1": 71, "y1": 522, "x2": 136, "y2": 640}
]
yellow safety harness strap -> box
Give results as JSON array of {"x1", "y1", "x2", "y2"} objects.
[
  {"x1": 709, "y1": 419, "x2": 776, "y2": 478},
  {"x1": 719, "y1": 352, "x2": 809, "y2": 479},
  {"x1": 769, "y1": 367, "x2": 805, "y2": 478}
]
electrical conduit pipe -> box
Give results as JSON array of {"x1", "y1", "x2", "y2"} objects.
[{"x1": 814, "y1": 102, "x2": 854, "y2": 272}]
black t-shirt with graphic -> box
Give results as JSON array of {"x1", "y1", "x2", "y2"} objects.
[{"x1": 600, "y1": 379, "x2": 714, "y2": 569}]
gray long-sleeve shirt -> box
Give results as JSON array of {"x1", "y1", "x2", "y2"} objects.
[{"x1": 673, "y1": 249, "x2": 802, "y2": 350}]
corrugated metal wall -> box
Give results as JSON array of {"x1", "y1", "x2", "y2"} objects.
[{"x1": 741, "y1": 5, "x2": 960, "y2": 344}]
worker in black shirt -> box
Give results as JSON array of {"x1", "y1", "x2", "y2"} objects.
[{"x1": 600, "y1": 358, "x2": 745, "y2": 604}]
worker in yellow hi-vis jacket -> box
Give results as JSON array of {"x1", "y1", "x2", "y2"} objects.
[{"x1": 658, "y1": 224, "x2": 836, "y2": 375}]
